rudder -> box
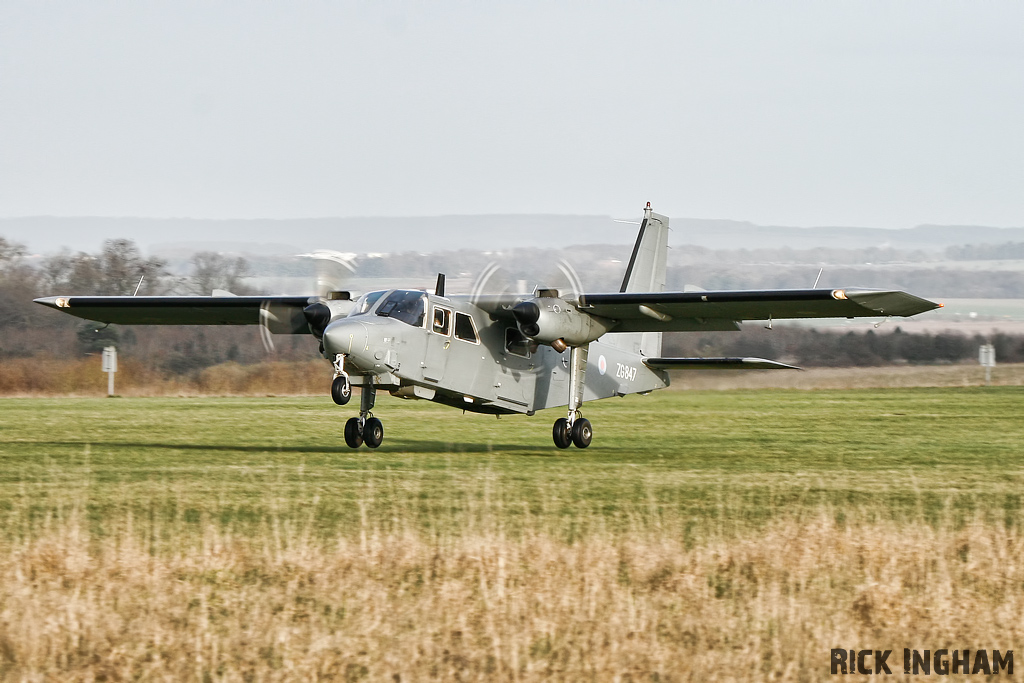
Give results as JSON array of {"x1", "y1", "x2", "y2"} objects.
[
  {"x1": 620, "y1": 203, "x2": 669, "y2": 295},
  {"x1": 605, "y1": 203, "x2": 669, "y2": 357}
]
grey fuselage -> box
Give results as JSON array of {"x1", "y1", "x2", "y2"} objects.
[{"x1": 322, "y1": 289, "x2": 669, "y2": 415}]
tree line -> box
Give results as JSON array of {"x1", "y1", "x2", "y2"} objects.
[
  {"x1": 0, "y1": 236, "x2": 308, "y2": 372},
  {"x1": 2, "y1": 235, "x2": 1022, "y2": 376},
  {"x1": 946, "y1": 242, "x2": 1024, "y2": 261},
  {"x1": 664, "y1": 326, "x2": 1024, "y2": 367}
]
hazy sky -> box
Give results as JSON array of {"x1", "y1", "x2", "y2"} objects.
[{"x1": 2, "y1": 2, "x2": 1022, "y2": 228}]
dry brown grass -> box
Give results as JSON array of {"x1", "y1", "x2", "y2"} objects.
[
  {"x1": 2, "y1": 357, "x2": 1022, "y2": 398},
  {"x1": 2, "y1": 390, "x2": 1021, "y2": 680},
  {"x1": 0, "y1": 358, "x2": 329, "y2": 397},
  {"x1": 1, "y1": 507, "x2": 1021, "y2": 681}
]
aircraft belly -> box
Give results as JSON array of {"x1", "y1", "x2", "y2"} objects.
[
  {"x1": 391, "y1": 336, "x2": 536, "y2": 415},
  {"x1": 492, "y1": 364, "x2": 536, "y2": 410}
]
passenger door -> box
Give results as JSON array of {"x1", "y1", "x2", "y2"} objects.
[{"x1": 423, "y1": 305, "x2": 452, "y2": 382}]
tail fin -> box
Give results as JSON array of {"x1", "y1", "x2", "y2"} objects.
[
  {"x1": 604, "y1": 203, "x2": 669, "y2": 356},
  {"x1": 619, "y1": 203, "x2": 669, "y2": 294}
]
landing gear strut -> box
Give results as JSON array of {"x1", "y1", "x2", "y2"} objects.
[
  {"x1": 552, "y1": 344, "x2": 593, "y2": 449},
  {"x1": 342, "y1": 381, "x2": 383, "y2": 449},
  {"x1": 331, "y1": 354, "x2": 352, "y2": 405}
]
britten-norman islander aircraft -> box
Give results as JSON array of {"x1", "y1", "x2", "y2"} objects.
[{"x1": 35, "y1": 204, "x2": 940, "y2": 449}]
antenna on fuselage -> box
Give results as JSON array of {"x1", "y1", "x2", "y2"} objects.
[{"x1": 435, "y1": 273, "x2": 446, "y2": 298}]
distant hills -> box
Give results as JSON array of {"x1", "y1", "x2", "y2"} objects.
[
  {"x1": 3, "y1": 215, "x2": 1024, "y2": 255},
  {"x1": 676, "y1": 220, "x2": 1024, "y2": 252}
]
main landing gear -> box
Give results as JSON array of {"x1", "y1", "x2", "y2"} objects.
[
  {"x1": 344, "y1": 414, "x2": 383, "y2": 449},
  {"x1": 553, "y1": 414, "x2": 592, "y2": 449},
  {"x1": 552, "y1": 344, "x2": 593, "y2": 449},
  {"x1": 333, "y1": 354, "x2": 383, "y2": 449}
]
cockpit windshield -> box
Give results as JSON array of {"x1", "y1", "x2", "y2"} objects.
[
  {"x1": 348, "y1": 290, "x2": 387, "y2": 317},
  {"x1": 375, "y1": 290, "x2": 426, "y2": 327}
]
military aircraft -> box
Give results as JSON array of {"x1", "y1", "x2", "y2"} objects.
[{"x1": 35, "y1": 204, "x2": 940, "y2": 449}]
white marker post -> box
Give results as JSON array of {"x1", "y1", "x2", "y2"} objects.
[
  {"x1": 101, "y1": 346, "x2": 118, "y2": 396},
  {"x1": 979, "y1": 343, "x2": 996, "y2": 386}
]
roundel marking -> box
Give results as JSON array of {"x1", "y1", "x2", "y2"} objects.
[{"x1": 598, "y1": 355, "x2": 607, "y2": 375}]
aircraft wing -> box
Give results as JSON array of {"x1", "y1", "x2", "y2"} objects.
[
  {"x1": 577, "y1": 288, "x2": 940, "y2": 332},
  {"x1": 33, "y1": 295, "x2": 316, "y2": 334}
]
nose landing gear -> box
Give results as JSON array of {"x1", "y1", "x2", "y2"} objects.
[
  {"x1": 332, "y1": 376, "x2": 352, "y2": 405},
  {"x1": 331, "y1": 354, "x2": 352, "y2": 405}
]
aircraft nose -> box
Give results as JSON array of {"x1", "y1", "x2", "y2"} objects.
[{"x1": 322, "y1": 321, "x2": 369, "y2": 362}]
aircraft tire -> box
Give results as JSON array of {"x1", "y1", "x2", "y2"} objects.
[
  {"x1": 571, "y1": 418, "x2": 592, "y2": 449},
  {"x1": 344, "y1": 417, "x2": 363, "y2": 448},
  {"x1": 332, "y1": 376, "x2": 352, "y2": 405},
  {"x1": 552, "y1": 418, "x2": 572, "y2": 449},
  {"x1": 363, "y1": 417, "x2": 384, "y2": 449}
]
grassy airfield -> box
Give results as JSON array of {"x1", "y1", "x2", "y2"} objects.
[{"x1": 1, "y1": 388, "x2": 1023, "y2": 680}]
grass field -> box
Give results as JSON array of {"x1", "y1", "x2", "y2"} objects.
[{"x1": 1, "y1": 388, "x2": 1023, "y2": 680}]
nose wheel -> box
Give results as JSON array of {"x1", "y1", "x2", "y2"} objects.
[
  {"x1": 331, "y1": 375, "x2": 352, "y2": 405},
  {"x1": 331, "y1": 354, "x2": 352, "y2": 405}
]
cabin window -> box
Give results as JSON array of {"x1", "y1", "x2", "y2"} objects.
[
  {"x1": 376, "y1": 290, "x2": 426, "y2": 327},
  {"x1": 505, "y1": 327, "x2": 531, "y2": 357},
  {"x1": 350, "y1": 290, "x2": 387, "y2": 316},
  {"x1": 454, "y1": 312, "x2": 478, "y2": 343},
  {"x1": 432, "y1": 306, "x2": 452, "y2": 335}
]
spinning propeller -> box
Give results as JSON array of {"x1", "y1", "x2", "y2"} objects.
[
  {"x1": 258, "y1": 250, "x2": 358, "y2": 352},
  {"x1": 468, "y1": 258, "x2": 606, "y2": 352},
  {"x1": 469, "y1": 258, "x2": 583, "y2": 306}
]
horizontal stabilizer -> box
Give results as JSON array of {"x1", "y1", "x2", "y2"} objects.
[{"x1": 643, "y1": 357, "x2": 801, "y2": 370}]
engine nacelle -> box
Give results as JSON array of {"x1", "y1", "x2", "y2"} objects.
[
  {"x1": 303, "y1": 299, "x2": 355, "y2": 339},
  {"x1": 512, "y1": 297, "x2": 613, "y2": 348}
]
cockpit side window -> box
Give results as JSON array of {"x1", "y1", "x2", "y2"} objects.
[
  {"x1": 349, "y1": 290, "x2": 387, "y2": 317},
  {"x1": 376, "y1": 290, "x2": 426, "y2": 327},
  {"x1": 432, "y1": 306, "x2": 452, "y2": 335},
  {"x1": 454, "y1": 312, "x2": 479, "y2": 343}
]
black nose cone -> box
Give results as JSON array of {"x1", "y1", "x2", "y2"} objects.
[
  {"x1": 303, "y1": 302, "x2": 332, "y2": 339},
  {"x1": 512, "y1": 300, "x2": 540, "y2": 326}
]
